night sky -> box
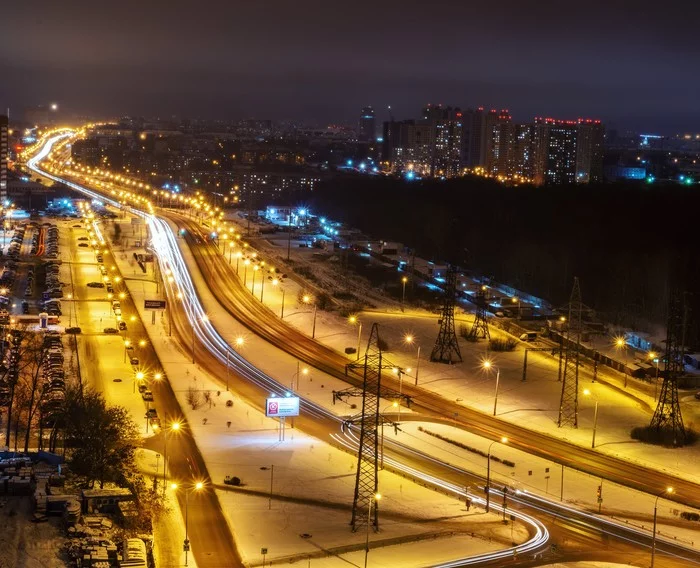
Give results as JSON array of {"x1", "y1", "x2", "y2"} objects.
[{"x1": 2, "y1": 0, "x2": 699, "y2": 131}]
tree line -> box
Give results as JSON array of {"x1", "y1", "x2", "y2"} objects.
[{"x1": 309, "y1": 175, "x2": 700, "y2": 347}]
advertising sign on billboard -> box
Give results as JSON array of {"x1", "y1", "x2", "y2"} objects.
[{"x1": 265, "y1": 397, "x2": 300, "y2": 417}]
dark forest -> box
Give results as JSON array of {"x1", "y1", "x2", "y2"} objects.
[{"x1": 310, "y1": 176, "x2": 700, "y2": 347}]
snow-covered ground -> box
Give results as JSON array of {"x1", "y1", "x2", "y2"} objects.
[
  {"x1": 183, "y1": 214, "x2": 700, "y2": 485},
  {"x1": 101, "y1": 214, "x2": 532, "y2": 567},
  {"x1": 99, "y1": 209, "x2": 700, "y2": 564}
]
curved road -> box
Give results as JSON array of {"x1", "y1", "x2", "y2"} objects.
[{"x1": 173, "y1": 214, "x2": 700, "y2": 511}]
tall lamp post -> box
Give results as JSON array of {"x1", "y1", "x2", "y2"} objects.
[
  {"x1": 482, "y1": 360, "x2": 501, "y2": 416},
  {"x1": 260, "y1": 267, "x2": 267, "y2": 302},
  {"x1": 511, "y1": 296, "x2": 521, "y2": 319},
  {"x1": 486, "y1": 436, "x2": 508, "y2": 512},
  {"x1": 615, "y1": 336, "x2": 628, "y2": 388},
  {"x1": 303, "y1": 294, "x2": 317, "y2": 339},
  {"x1": 651, "y1": 486, "x2": 674, "y2": 568},
  {"x1": 243, "y1": 258, "x2": 250, "y2": 285},
  {"x1": 161, "y1": 421, "x2": 181, "y2": 497},
  {"x1": 649, "y1": 351, "x2": 661, "y2": 400},
  {"x1": 583, "y1": 388, "x2": 599, "y2": 448},
  {"x1": 171, "y1": 481, "x2": 204, "y2": 567},
  {"x1": 401, "y1": 276, "x2": 408, "y2": 311},
  {"x1": 404, "y1": 334, "x2": 421, "y2": 386},
  {"x1": 349, "y1": 316, "x2": 362, "y2": 360},
  {"x1": 364, "y1": 493, "x2": 381, "y2": 568},
  {"x1": 272, "y1": 278, "x2": 285, "y2": 318},
  {"x1": 251, "y1": 264, "x2": 260, "y2": 295},
  {"x1": 133, "y1": 371, "x2": 144, "y2": 394}
]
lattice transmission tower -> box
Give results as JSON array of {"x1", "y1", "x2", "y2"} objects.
[
  {"x1": 558, "y1": 277, "x2": 583, "y2": 428},
  {"x1": 650, "y1": 292, "x2": 687, "y2": 444},
  {"x1": 468, "y1": 288, "x2": 491, "y2": 341},
  {"x1": 430, "y1": 266, "x2": 462, "y2": 363},
  {"x1": 350, "y1": 323, "x2": 383, "y2": 532}
]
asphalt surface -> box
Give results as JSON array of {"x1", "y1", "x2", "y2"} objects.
[
  {"x1": 172, "y1": 213, "x2": 700, "y2": 512},
  {"x1": 27, "y1": 138, "x2": 700, "y2": 566},
  {"x1": 69, "y1": 215, "x2": 243, "y2": 568},
  {"x1": 158, "y1": 214, "x2": 700, "y2": 566}
]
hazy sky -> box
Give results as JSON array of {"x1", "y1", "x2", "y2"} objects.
[{"x1": 2, "y1": 0, "x2": 699, "y2": 132}]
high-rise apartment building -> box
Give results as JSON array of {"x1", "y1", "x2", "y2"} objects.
[
  {"x1": 383, "y1": 105, "x2": 603, "y2": 185},
  {"x1": 0, "y1": 115, "x2": 8, "y2": 202},
  {"x1": 383, "y1": 105, "x2": 463, "y2": 177},
  {"x1": 486, "y1": 110, "x2": 515, "y2": 177},
  {"x1": 358, "y1": 106, "x2": 376, "y2": 142},
  {"x1": 575, "y1": 119, "x2": 605, "y2": 183},
  {"x1": 531, "y1": 118, "x2": 579, "y2": 185},
  {"x1": 460, "y1": 107, "x2": 485, "y2": 168},
  {"x1": 512, "y1": 124, "x2": 534, "y2": 179}
]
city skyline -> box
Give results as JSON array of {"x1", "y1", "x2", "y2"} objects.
[{"x1": 3, "y1": 0, "x2": 700, "y2": 133}]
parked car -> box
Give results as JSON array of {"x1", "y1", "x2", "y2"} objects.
[
  {"x1": 103, "y1": 327, "x2": 119, "y2": 334},
  {"x1": 130, "y1": 357, "x2": 139, "y2": 366},
  {"x1": 65, "y1": 327, "x2": 82, "y2": 334},
  {"x1": 87, "y1": 282, "x2": 105, "y2": 288},
  {"x1": 142, "y1": 390, "x2": 153, "y2": 401},
  {"x1": 118, "y1": 321, "x2": 127, "y2": 331},
  {"x1": 138, "y1": 384, "x2": 148, "y2": 394}
]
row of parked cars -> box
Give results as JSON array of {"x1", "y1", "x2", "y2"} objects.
[
  {"x1": 41, "y1": 223, "x2": 60, "y2": 260},
  {"x1": 40, "y1": 331, "x2": 66, "y2": 415},
  {"x1": 5, "y1": 225, "x2": 26, "y2": 260},
  {"x1": 43, "y1": 259, "x2": 65, "y2": 300},
  {"x1": 0, "y1": 330, "x2": 23, "y2": 405},
  {"x1": 0, "y1": 258, "x2": 19, "y2": 303}
]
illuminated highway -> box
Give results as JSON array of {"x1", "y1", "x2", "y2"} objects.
[
  {"x1": 26, "y1": 131, "x2": 700, "y2": 567},
  {"x1": 172, "y1": 212, "x2": 700, "y2": 509}
]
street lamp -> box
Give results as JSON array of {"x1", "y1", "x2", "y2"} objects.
[
  {"x1": 226, "y1": 336, "x2": 245, "y2": 391},
  {"x1": 134, "y1": 370, "x2": 145, "y2": 394},
  {"x1": 171, "y1": 481, "x2": 204, "y2": 567},
  {"x1": 303, "y1": 294, "x2": 317, "y2": 339},
  {"x1": 404, "y1": 334, "x2": 421, "y2": 386},
  {"x1": 614, "y1": 336, "x2": 628, "y2": 388},
  {"x1": 252, "y1": 264, "x2": 260, "y2": 295},
  {"x1": 272, "y1": 278, "x2": 285, "y2": 318},
  {"x1": 583, "y1": 388, "x2": 599, "y2": 448},
  {"x1": 260, "y1": 268, "x2": 266, "y2": 302},
  {"x1": 651, "y1": 486, "x2": 674, "y2": 568},
  {"x1": 401, "y1": 276, "x2": 408, "y2": 311},
  {"x1": 649, "y1": 351, "x2": 661, "y2": 400},
  {"x1": 482, "y1": 360, "x2": 501, "y2": 416},
  {"x1": 364, "y1": 493, "x2": 381, "y2": 568},
  {"x1": 292, "y1": 361, "x2": 309, "y2": 392},
  {"x1": 349, "y1": 316, "x2": 362, "y2": 360},
  {"x1": 511, "y1": 296, "x2": 521, "y2": 319},
  {"x1": 243, "y1": 258, "x2": 250, "y2": 285},
  {"x1": 486, "y1": 436, "x2": 508, "y2": 512},
  {"x1": 162, "y1": 421, "x2": 182, "y2": 497}
]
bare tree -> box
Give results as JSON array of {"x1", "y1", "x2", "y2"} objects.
[{"x1": 3, "y1": 330, "x2": 47, "y2": 451}]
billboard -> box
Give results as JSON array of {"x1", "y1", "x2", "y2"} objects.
[
  {"x1": 144, "y1": 299, "x2": 167, "y2": 310},
  {"x1": 265, "y1": 397, "x2": 300, "y2": 417}
]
